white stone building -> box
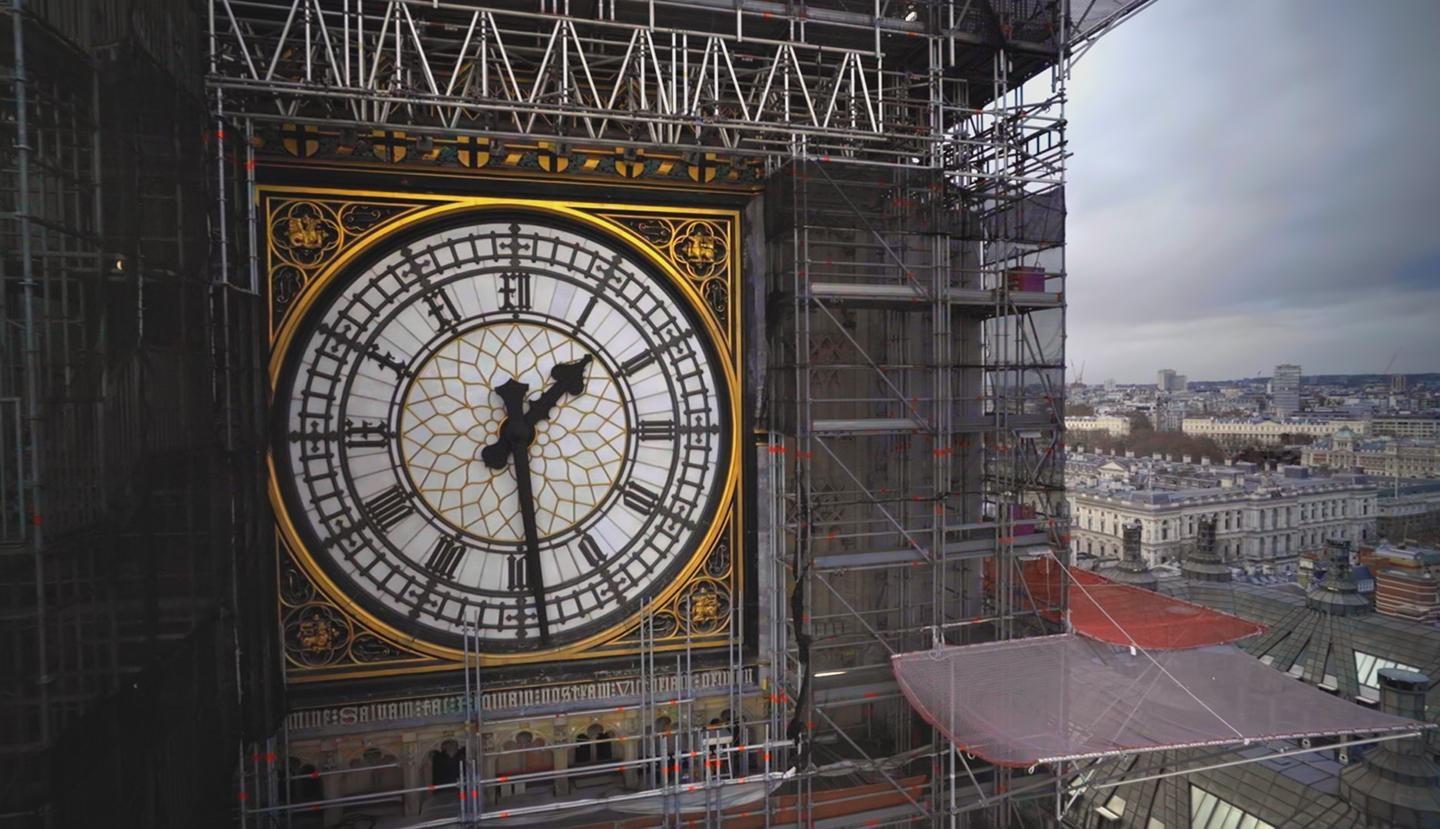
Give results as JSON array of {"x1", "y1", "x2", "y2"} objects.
[
  {"x1": 1182, "y1": 416, "x2": 1366, "y2": 449},
  {"x1": 1065, "y1": 414, "x2": 1131, "y2": 437},
  {"x1": 1371, "y1": 415, "x2": 1440, "y2": 441},
  {"x1": 1303, "y1": 429, "x2": 1440, "y2": 479},
  {"x1": 1067, "y1": 462, "x2": 1378, "y2": 573}
]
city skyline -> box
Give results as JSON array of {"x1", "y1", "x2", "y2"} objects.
[
  {"x1": 1064, "y1": 0, "x2": 1440, "y2": 385},
  {"x1": 1087, "y1": 370, "x2": 1438, "y2": 387}
]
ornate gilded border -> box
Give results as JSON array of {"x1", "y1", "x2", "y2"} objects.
[{"x1": 260, "y1": 186, "x2": 743, "y2": 682}]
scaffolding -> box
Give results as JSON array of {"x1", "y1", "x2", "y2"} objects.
[
  {"x1": 200, "y1": 0, "x2": 1151, "y2": 826},
  {"x1": 1, "y1": 0, "x2": 274, "y2": 824}
]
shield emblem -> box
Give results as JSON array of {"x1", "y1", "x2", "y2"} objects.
[
  {"x1": 456, "y1": 135, "x2": 490, "y2": 168},
  {"x1": 370, "y1": 130, "x2": 409, "y2": 163},
  {"x1": 280, "y1": 123, "x2": 321, "y2": 157},
  {"x1": 537, "y1": 142, "x2": 570, "y2": 173},
  {"x1": 688, "y1": 152, "x2": 720, "y2": 183},
  {"x1": 615, "y1": 149, "x2": 645, "y2": 179}
]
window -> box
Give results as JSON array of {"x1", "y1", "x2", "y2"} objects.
[
  {"x1": 1190, "y1": 784, "x2": 1276, "y2": 829},
  {"x1": 1096, "y1": 792, "x2": 1126, "y2": 820},
  {"x1": 1354, "y1": 651, "x2": 1419, "y2": 701}
]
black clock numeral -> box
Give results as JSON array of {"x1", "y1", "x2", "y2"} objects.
[
  {"x1": 498, "y1": 272, "x2": 532, "y2": 312},
  {"x1": 578, "y1": 533, "x2": 606, "y2": 568},
  {"x1": 315, "y1": 322, "x2": 411, "y2": 379},
  {"x1": 363, "y1": 485, "x2": 414, "y2": 532},
  {"x1": 574, "y1": 294, "x2": 598, "y2": 332},
  {"x1": 506, "y1": 556, "x2": 528, "y2": 591},
  {"x1": 636, "y1": 419, "x2": 677, "y2": 441},
  {"x1": 622, "y1": 481, "x2": 660, "y2": 516},
  {"x1": 618, "y1": 350, "x2": 658, "y2": 378},
  {"x1": 344, "y1": 418, "x2": 392, "y2": 448},
  {"x1": 421, "y1": 287, "x2": 461, "y2": 333},
  {"x1": 423, "y1": 535, "x2": 465, "y2": 580}
]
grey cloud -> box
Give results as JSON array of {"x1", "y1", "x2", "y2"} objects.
[{"x1": 1061, "y1": 0, "x2": 1440, "y2": 382}]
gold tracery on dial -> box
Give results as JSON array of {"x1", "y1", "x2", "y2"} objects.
[{"x1": 399, "y1": 322, "x2": 627, "y2": 541}]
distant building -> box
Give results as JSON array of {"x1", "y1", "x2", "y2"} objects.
[
  {"x1": 1065, "y1": 414, "x2": 1131, "y2": 437},
  {"x1": 1372, "y1": 414, "x2": 1440, "y2": 441},
  {"x1": 1303, "y1": 429, "x2": 1440, "y2": 478},
  {"x1": 1156, "y1": 368, "x2": 1188, "y2": 393},
  {"x1": 1359, "y1": 542, "x2": 1440, "y2": 623},
  {"x1": 1378, "y1": 480, "x2": 1440, "y2": 543},
  {"x1": 1272, "y1": 363, "x2": 1302, "y2": 417},
  {"x1": 1067, "y1": 456, "x2": 1377, "y2": 570},
  {"x1": 1182, "y1": 416, "x2": 1365, "y2": 449},
  {"x1": 1155, "y1": 395, "x2": 1186, "y2": 432}
]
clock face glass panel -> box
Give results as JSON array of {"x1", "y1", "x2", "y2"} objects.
[{"x1": 275, "y1": 215, "x2": 730, "y2": 650}]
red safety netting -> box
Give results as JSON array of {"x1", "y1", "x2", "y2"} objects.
[
  {"x1": 998, "y1": 557, "x2": 1265, "y2": 649},
  {"x1": 892, "y1": 635, "x2": 1426, "y2": 768}
]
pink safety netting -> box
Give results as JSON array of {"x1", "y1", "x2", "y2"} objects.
[{"x1": 892, "y1": 635, "x2": 1425, "y2": 768}]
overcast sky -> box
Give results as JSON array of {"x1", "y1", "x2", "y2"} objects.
[{"x1": 1063, "y1": 0, "x2": 1440, "y2": 384}]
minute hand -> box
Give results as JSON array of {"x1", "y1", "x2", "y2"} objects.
[
  {"x1": 524, "y1": 354, "x2": 593, "y2": 427},
  {"x1": 510, "y1": 443, "x2": 551, "y2": 646}
]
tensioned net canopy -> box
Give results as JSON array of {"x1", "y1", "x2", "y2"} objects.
[{"x1": 892, "y1": 635, "x2": 1425, "y2": 768}]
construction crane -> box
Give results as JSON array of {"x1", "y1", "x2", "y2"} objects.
[{"x1": 1385, "y1": 351, "x2": 1404, "y2": 403}]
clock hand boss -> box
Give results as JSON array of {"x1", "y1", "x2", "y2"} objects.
[{"x1": 480, "y1": 354, "x2": 594, "y2": 470}]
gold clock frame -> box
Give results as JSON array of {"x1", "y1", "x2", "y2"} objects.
[{"x1": 262, "y1": 186, "x2": 744, "y2": 681}]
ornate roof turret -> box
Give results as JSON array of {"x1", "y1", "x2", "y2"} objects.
[
  {"x1": 1307, "y1": 538, "x2": 1372, "y2": 616},
  {"x1": 1104, "y1": 521, "x2": 1159, "y2": 590},
  {"x1": 1181, "y1": 514, "x2": 1232, "y2": 583}
]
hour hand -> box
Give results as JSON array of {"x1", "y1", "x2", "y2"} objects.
[
  {"x1": 480, "y1": 379, "x2": 531, "y2": 469},
  {"x1": 524, "y1": 355, "x2": 595, "y2": 427}
]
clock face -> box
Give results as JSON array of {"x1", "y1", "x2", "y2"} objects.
[{"x1": 274, "y1": 215, "x2": 731, "y2": 651}]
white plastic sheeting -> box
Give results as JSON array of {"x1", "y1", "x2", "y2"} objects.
[{"x1": 892, "y1": 634, "x2": 1425, "y2": 768}]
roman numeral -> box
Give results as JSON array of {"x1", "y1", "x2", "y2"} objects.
[
  {"x1": 498, "y1": 272, "x2": 532, "y2": 312},
  {"x1": 343, "y1": 418, "x2": 391, "y2": 448},
  {"x1": 636, "y1": 419, "x2": 677, "y2": 441},
  {"x1": 622, "y1": 481, "x2": 660, "y2": 515},
  {"x1": 363, "y1": 485, "x2": 414, "y2": 532},
  {"x1": 618, "y1": 350, "x2": 658, "y2": 378},
  {"x1": 578, "y1": 533, "x2": 606, "y2": 568},
  {"x1": 506, "y1": 556, "x2": 528, "y2": 591},
  {"x1": 315, "y1": 322, "x2": 411, "y2": 378},
  {"x1": 574, "y1": 294, "x2": 598, "y2": 331},
  {"x1": 423, "y1": 535, "x2": 465, "y2": 580},
  {"x1": 421, "y1": 287, "x2": 461, "y2": 332}
]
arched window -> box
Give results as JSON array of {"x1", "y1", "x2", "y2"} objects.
[
  {"x1": 572, "y1": 723, "x2": 616, "y2": 769},
  {"x1": 430, "y1": 738, "x2": 465, "y2": 790}
]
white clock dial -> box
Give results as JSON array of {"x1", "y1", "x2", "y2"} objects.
[{"x1": 275, "y1": 216, "x2": 730, "y2": 649}]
